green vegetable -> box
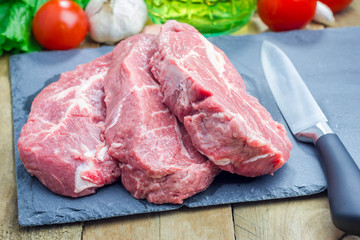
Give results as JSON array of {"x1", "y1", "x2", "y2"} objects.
[
  {"x1": 0, "y1": 0, "x2": 90, "y2": 56},
  {"x1": 73, "y1": 0, "x2": 90, "y2": 9}
]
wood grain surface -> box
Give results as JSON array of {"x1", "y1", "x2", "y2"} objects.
[{"x1": 1, "y1": 1, "x2": 360, "y2": 239}]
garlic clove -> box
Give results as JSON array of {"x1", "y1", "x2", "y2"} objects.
[{"x1": 313, "y1": 1, "x2": 335, "y2": 26}]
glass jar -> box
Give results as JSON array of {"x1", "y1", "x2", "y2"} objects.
[{"x1": 144, "y1": 0, "x2": 257, "y2": 36}]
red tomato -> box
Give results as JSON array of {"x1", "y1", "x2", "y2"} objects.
[
  {"x1": 257, "y1": 0, "x2": 317, "y2": 32},
  {"x1": 32, "y1": 0, "x2": 88, "y2": 50},
  {"x1": 320, "y1": 0, "x2": 353, "y2": 13}
]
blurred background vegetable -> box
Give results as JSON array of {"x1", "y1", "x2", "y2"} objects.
[
  {"x1": 313, "y1": 1, "x2": 335, "y2": 26},
  {"x1": 32, "y1": 0, "x2": 88, "y2": 50},
  {"x1": 257, "y1": 0, "x2": 317, "y2": 32},
  {"x1": 0, "y1": 0, "x2": 89, "y2": 55},
  {"x1": 0, "y1": 0, "x2": 356, "y2": 56},
  {"x1": 85, "y1": 0, "x2": 148, "y2": 44},
  {"x1": 320, "y1": 0, "x2": 353, "y2": 13}
]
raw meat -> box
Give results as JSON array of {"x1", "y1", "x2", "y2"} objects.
[
  {"x1": 150, "y1": 21, "x2": 292, "y2": 177},
  {"x1": 17, "y1": 53, "x2": 121, "y2": 198},
  {"x1": 103, "y1": 34, "x2": 219, "y2": 204}
]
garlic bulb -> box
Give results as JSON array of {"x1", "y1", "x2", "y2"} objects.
[{"x1": 85, "y1": 0, "x2": 148, "y2": 44}]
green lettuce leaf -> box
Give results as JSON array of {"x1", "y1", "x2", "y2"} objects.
[
  {"x1": 0, "y1": 1, "x2": 11, "y2": 55},
  {"x1": 73, "y1": 0, "x2": 90, "y2": 9},
  {"x1": 2, "y1": 1, "x2": 42, "y2": 53}
]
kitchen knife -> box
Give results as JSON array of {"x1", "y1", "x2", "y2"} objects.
[{"x1": 261, "y1": 40, "x2": 360, "y2": 236}]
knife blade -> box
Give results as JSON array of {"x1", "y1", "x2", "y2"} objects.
[{"x1": 261, "y1": 40, "x2": 360, "y2": 236}]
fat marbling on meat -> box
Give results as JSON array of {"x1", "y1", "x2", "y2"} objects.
[
  {"x1": 17, "y1": 53, "x2": 121, "y2": 197},
  {"x1": 103, "y1": 34, "x2": 219, "y2": 204},
  {"x1": 150, "y1": 21, "x2": 293, "y2": 177}
]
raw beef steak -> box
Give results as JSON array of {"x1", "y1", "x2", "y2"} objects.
[
  {"x1": 104, "y1": 34, "x2": 219, "y2": 204},
  {"x1": 17, "y1": 53, "x2": 121, "y2": 197},
  {"x1": 150, "y1": 21, "x2": 292, "y2": 177}
]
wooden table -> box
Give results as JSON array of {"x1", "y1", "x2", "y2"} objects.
[{"x1": 1, "y1": 2, "x2": 360, "y2": 239}]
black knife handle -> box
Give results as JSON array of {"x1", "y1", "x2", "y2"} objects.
[{"x1": 316, "y1": 133, "x2": 360, "y2": 236}]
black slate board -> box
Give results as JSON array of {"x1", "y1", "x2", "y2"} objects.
[{"x1": 10, "y1": 27, "x2": 360, "y2": 226}]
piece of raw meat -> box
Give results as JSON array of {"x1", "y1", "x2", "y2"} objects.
[
  {"x1": 104, "y1": 34, "x2": 219, "y2": 204},
  {"x1": 150, "y1": 21, "x2": 292, "y2": 177},
  {"x1": 17, "y1": 53, "x2": 121, "y2": 198}
]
